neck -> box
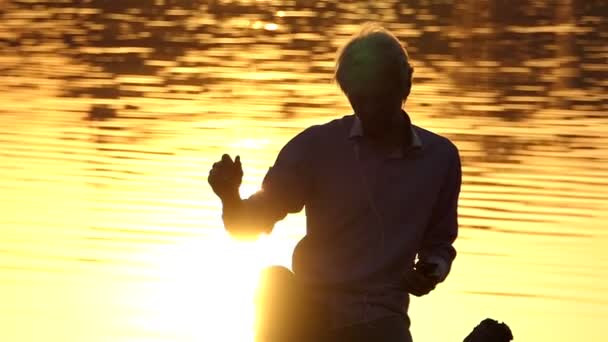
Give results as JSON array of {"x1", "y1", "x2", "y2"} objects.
[{"x1": 370, "y1": 110, "x2": 407, "y2": 149}]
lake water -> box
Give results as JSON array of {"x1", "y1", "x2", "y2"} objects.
[{"x1": 1, "y1": 0, "x2": 607, "y2": 341}]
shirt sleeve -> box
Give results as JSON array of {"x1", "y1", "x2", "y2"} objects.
[
  {"x1": 223, "y1": 128, "x2": 313, "y2": 235},
  {"x1": 418, "y1": 144, "x2": 461, "y2": 282}
]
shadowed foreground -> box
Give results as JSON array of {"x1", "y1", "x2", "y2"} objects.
[{"x1": 256, "y1": 267, "x2": 513, "y2": 342}]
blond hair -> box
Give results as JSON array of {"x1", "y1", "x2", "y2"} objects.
[{"x1": 334, "y1": 23, "x2": 413, "y2": 101}]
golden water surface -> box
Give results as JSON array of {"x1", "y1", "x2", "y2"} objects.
[{"x1": 1, "y1": 0, "x2": 607, "y2": 341}]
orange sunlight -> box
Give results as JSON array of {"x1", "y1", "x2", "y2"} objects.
[{"x1": 137, "y1": 233, "x2": 279, "y2": 342}]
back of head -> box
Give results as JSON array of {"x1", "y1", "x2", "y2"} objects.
[{"x1": 334, "y1": 23, "x2": 413, "y2": 103}]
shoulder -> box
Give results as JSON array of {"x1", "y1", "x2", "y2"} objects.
[
  {"x1": 286, "y1": 114, "x2": 353, "y2": 146},
  {"x1": 309, "y1": 114, "x2": 354, "y2": 135},
  {"x1": 278, "y1": 115, "x2": 352, "y2": 159},
  {"x1": 413, "y1": 125, "x2": 460, "y2": 163}
]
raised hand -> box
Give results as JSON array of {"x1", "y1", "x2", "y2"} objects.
[{"x1": 208, "y1": 154, "x2": 243, "y2": 201}]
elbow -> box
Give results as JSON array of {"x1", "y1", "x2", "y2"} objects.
[
  {"x1": 223, "y1": 218, "x2": 272, "y2": 241},
  {"x1": 225, "y1": 226, "x2": 265, "y2": 241}
]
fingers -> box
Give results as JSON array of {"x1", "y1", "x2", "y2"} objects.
[
  {"x1": 211, "y1": 154, "x2": 242, "y2": 173},
  {"x1": 213, "y1": 154, "x2": 239, "y2": 167},
  {"x1": 235, "y1": 155, "x2": 243, "y2": 175},
  {"x1": 408, "y1": 282, "x2": 434, "y2": 296},
  {"x1": 221, "y1": 154, "x2": 233, "y2": 164},
  {"x1": 208, "y1": 167, "x2": 220, "y2": 183},
  {"x1": 403, "y1": 270, "x2": 438, "y2": 297},
  {"x1": 208, "y1": 154, "x2": 243, "y2": 197},
  {"x1": 414, "y1": 282, "x2": 436, "y2": 296},
  {"x1": 208, "y1": 153, "x2": 242, "y2": 183},
  {"x1": 210, "y1": 155, "x2": 232, "y2": 175}
]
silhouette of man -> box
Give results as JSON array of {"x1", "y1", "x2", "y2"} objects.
[{"x1": 208, "y1": 24, "x2": 461, "y2": 342}]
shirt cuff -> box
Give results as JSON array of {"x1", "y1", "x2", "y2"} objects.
[{"x1": 421, "y1": 255, "x2": 450, "y2": 282}]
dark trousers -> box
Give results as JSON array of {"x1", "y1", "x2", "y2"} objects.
[
  {"x1": 255, "y1": 266, "x2": 412, "y2": 342},
  {"x1": 324, "y1": 315, "x2": 413, "y2": 342}
]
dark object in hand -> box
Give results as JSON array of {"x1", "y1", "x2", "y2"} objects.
[
  {"x1": 415, "y1": 261, "x2": 439, "y2": 281},
  {"x1": 463, "y1": 318, "x2": 513, "y2": 342}
]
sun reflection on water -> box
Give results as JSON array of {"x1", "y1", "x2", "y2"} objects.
[
  {"x1": 0, "y1": 0, "x2": 607, "y2": 341},
  {"x1": 137, "y1": 234, "x2": 276, "y2": 342}
]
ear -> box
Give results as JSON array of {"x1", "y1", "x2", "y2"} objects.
[
  {"x1": 407, "y1": 64, "x2": 414, "y2": 85},
  {"x1": 402, "y1": 83, "x2": 412, "y2": 102},
  {"x1": 401, "y1": 64, "x2": 414, "y2": 102}
]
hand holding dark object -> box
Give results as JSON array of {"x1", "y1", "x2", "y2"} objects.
[
  {"x1": 402, "y1": 262, "x2": 440, "y2": 297},
  {"x1": 208, "y1": 154, "x2": 243, "y2": 201},
  {"x1": 415, "y1": 261, "x2": 440, "y2": 281}
]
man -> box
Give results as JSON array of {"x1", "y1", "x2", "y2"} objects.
[{"x1": 208, "y1": 24, "x2": 461, "y2": 342}]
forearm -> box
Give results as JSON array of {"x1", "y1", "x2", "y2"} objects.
[
  {"x1": 418, "y1": 204, "x2": 458, "y2": 282},
  {"x1": 220, "y1": 190, "x2": 274, "y2": 238},
  {"x1": 420, "y1": 146, "x2": 461, "y2": 281}
]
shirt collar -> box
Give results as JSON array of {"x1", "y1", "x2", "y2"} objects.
[{"x1": 349, "y1": 110, "x2": 423, "y2": 154}]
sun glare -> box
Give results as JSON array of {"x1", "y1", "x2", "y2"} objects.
[{"x1": 137, "y1": 233, "x2": 277, "y2": 342}]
